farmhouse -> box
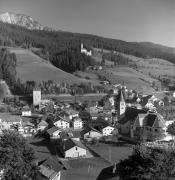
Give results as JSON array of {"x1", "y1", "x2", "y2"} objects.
[
  {"x1": 60, "y1": 139, "x2": 87, "y2": 158},
  {"x1": 46, "y1": 126, "x2": 63, "y2": 140},
  {"x1": 81, "y1": 126, "x2": 102, "y2": 140}
]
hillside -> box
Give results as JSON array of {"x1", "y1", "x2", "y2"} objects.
[
  {"x1": 8, "y1": 48, "x2": 99, "y2": 85},
  {"x1": 1, "y1": 19, "x2": 175, "y2": 70}
]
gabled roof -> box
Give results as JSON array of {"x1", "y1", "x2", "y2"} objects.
[
  {"x1": 143, "y1": 112, "x2": 165, "y2": 128},
  {"x1": 65, "y1": 109, "x2": 79, "y2": 115},
  {"x1": 63, "y1": 139, "x2": 86, "y2": 151},
  {"x1": 39, "y1": 158, "x2": 65, "y2": 179},
  {"x1": 38, "y1": 120, "x2": 48, "y2": 127},
  {"x1": 46, "y1": 126, "x2": 63, "y2": 135},
  {"x1": 73, "y1": 117, "x2": 82, "y2": 122},
  {"x1": 55, "y1": 116, "x2": 70, "y2": 123},
  {"x1": 81, "y1": 126, "x2": 102, "y2": 135},
  {"x1": 69, "y1": 130, "x2": 81, "y2": 138},
  {"x1": 140, "y1": 95, "x2": 152, "y2": 106},
  {"x1": 133, "y1": 113, "x2": 147, "y2": 127}
]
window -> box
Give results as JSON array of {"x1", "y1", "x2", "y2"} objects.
[
  {"x1": 155, "y1": 129, "x2": 158, "y2": 132},
  {"x1": 75, "y1": 147, "x2": 77, "y2": 150}
]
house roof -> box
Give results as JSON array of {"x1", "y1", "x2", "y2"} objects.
[
  {"x1": 143, "y1": 112, "x2": 165, "y2": 128},
  {"x1": 38, "y1": 120, "x2": 48, "y2": 127},
  {"x1": 119, "y1": 107, "x2": 147, "y2": 125},
  {"x1": 69, "y1": 130, "x2": 81, "y2": 138},
  {"x1": 22, "y1": 106, "x2": 31, "y2": 111},
  {"x1": 73, "y1": 117, "x2": 82, "y2": 122},
  {"x1": 65, "y1": 109, "x2": 79, "y2": 115},
  {"x1": 57, "y1": 116, "x2": 70, "y2": 122},
  {"x1": 133, "y1": 113, "x2": 147, "y2": 127},
  {"x1": 60, "y1": 130, "x2": 81, "y2": 140},
  {"x1": 63, "y1": 139, "x2": 86, "y2": 151},
  {"x1": 81, "y1": 126, "x2": 102, "y2": 135},
  {"x1": 39, "y1": 158, "x2": 65, "y2": 179},
  {"x1": 46, "y1": 126, "x2": 63, "y2": 135},
  {"x1": 140, "y1": 95, "x2": 152, "y2": 106}
]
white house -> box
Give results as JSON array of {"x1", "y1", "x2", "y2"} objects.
[
  {"x1": 54, "y1": 116, "x2": 70, "y2": 129},
  {"x1": 22, "y1": 111, "x2": 31, "y2": 117},
  {"x1": 61, "y1": 139, "x2": 87, "y2": 158},
  {"x1": 73, "y1": 117, "x2": 83, "y2": 129},
  {"x1": 102, "y1": 125, "x2": 115, "y2": 136}
]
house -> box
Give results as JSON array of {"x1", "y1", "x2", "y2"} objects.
[
  {"x1": 60, "y1": 139, "x2": 87, "y2": 158},
  {"x1": 81, "y1": 126, "x2": 102, "y2": 140},
  {"x1": 131, "y1": 110, "x2": 166, "y2": 141},
  {"x1": 46, "y1": 126, "x2": 63, "y2": 140},
  {"x1": 0, "y1": 113, "x2": 22, "y2": 132},
  {"x1": 101, "y1": 125, "x2": 115, "y2": 136},
  {"x1": 54, "y1": 116, "x2": 70, "y2": 129},
  {"x1": 21, "y1": 106, "x2": 32, "y2": 117},
  {"x1": 38, "y1": 158, "x2": 66, "y2": 180},
  {"x1": 60, "y1": 130, "x2": 81, "y2": 142},
  {"x1": 73, "y1": 117, "x2": 83, "y2": 129},
  {"x1": 37, "y1": 120, "x2": 48, "y2": 131},
  {"x1": 91, "y1": 120, "x2": 114, "y2": 136}
]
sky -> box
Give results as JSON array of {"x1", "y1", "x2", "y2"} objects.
[{"x1": 0, "y1": 0, "x2": 175, "y2": 47}]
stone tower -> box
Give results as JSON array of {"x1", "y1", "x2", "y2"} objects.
[{"x1": 33, "y1": 89, "x2": 41, "y2": 106}]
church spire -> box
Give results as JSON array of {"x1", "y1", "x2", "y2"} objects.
[{"x1": 118, "y1": 90, "x2": 126, "y2": 118}]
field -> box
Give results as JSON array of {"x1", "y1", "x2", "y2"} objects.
[
  {"x1": 61, "y1": 157, "x2": 110, "y2": 180},
  {"x1": 9, "y1": 48, "x2": 100, "y2": 85},
  {"x1": 89, "y1": 142, "x2": 133, "y2": 164},
  {"x1": 42, "y1": 93, "x2": 107, "y2": 103},
  {"x1": 121, "y1": 53, "x2": 175, "y2": 78}
]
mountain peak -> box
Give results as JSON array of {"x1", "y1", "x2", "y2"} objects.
[{"x1": 0, "y1": 12, "x2": 54, "y2": 31}]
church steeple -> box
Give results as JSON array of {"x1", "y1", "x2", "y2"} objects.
[{"x1": 118, "y1": 90, "x2": 126, "y2": 118}]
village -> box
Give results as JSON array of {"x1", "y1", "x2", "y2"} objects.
[{"x1": 0, "y1": 80, "x2": 175, "y2": 180}]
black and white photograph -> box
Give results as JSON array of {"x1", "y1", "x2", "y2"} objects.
[{"x1": 0, "y1": 0, "x2": 175, "y2": 179}]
